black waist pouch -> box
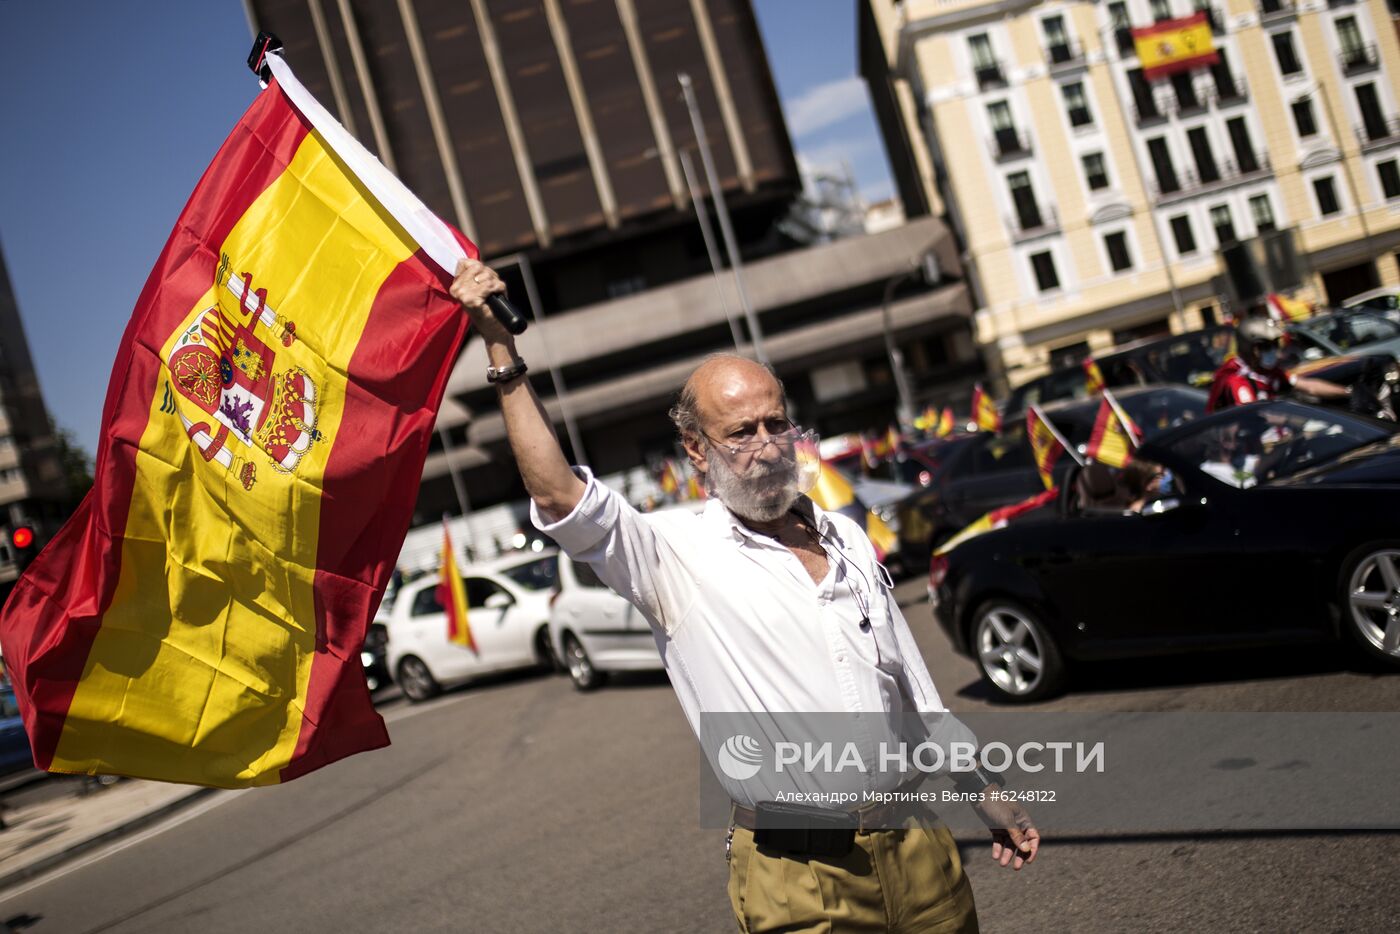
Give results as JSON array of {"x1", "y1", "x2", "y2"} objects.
[{"x1": 752, "y1": 801, "x2": 856, "y2": 858}]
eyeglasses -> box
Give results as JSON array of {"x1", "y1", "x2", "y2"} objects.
[{"x1": 702, "y1": 425, "x2": 814, "y2": 457}]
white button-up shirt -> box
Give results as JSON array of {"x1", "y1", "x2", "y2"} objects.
[{"x1": 533, "y1": 469, "x2": 969, "y2": 803}]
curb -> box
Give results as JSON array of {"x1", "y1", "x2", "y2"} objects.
[{"x1": 0, "y1": 785, "x2": 216, "y2": 893}]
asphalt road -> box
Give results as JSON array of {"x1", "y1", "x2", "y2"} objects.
[{"x1": 1, "y1": 580, "x2": 1397, "y2": 933}]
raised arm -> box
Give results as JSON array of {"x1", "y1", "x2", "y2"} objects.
[{"x1": 449, "y1": 258, "x2": 585, "y2": 518}]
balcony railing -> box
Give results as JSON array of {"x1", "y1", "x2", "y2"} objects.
[
  {"x1": 1212, "y1": 79, "x2": 1249, "y2": 106},
  {"x1": 989, "y1": 127, "x2": 1033, "y2": 161},
  {"x1": 1357, "y1": 115, "x2": 1400, "y2": 150},
  {"x1": 1005, "y1": 204, "x2": 1061, "y2": 241},
  {"x1": 974, "y1": 59, "x2": 1006, "y2": 90},
  {"x1": 1150, "y1": 152, "x2": 1273, "y2": 200},
  {"x1": 1258, "y1": 0, "x2": 1295, "y2": 18},
  {"x1": 1046, "y1": 40, "x2": 1085, "y2": 69},
  {"x1": 1340, "y1": 43, "x2": 1379, "y2": 75}
]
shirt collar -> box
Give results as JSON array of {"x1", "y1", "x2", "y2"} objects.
[{"x1": 705, "y1": 494, "x2": 835, "y2": 545}]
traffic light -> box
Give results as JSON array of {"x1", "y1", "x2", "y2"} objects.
[{"x1": 10, "y1": 526, "x2": 36, "y2": 573}]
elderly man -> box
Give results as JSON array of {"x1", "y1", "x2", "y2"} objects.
[{"x1": 450, "y1": 258, "x2": 1037, "y2": 932}]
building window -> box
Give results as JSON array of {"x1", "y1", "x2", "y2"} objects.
[
  {"x1": 1291, "y1": 98, "x2": 1318, "y2": 137},
  {"x1": 1271, "y1": 31, "x2": 1302, "y2": 76},
  {"x1": 1226, "y1": 118, "x2": 1259, "y2": 174},
  {"x1": 1210, "y1": 204, "x2": 1237, "y2": 244},
  {"x1": 1210, "y1": 49, "x2": 1243, "y2": 103},
  {"x1": 1109, "y1": 2, "x2": 1135, "y2": 55},
  {"x1": 1104, "y1": 231, "x2": 1134, "y2": 271},
  {"x1": 1008, "y1": 171, "x2": 1044, "y2": 230},
  {"x1": 1355, "y1": 83, "x2": 1389, "y2": 143},
  {"x1": 1259, "y1": 0, "x2": 1292, "y2": 15},
  {"x1": 1193, "y1": 0, "x2": 1223, "y2": 34},
  {"x1": 1249, "y1": 194, "x2": 1277, "y2": 231},
  {"x1": 988, "y1": 101, "x2": 1027, "y2": 156},
  {"x1": 1170, "y1": 214, "x2": 1198, "y2": 254},
  {"x1": 969, "y1": 34, "x2": 1003, "y2": 88},
  {"x1": 1379, "y1": 160, "x2": 1400, "y2": 200},
  {"x1": 1150, "y1": 0, "x2": 1173, "y2": 21},
  {"x1": 1148, "y1": 137, "x2": 1180, "y2": 193},
  {"x1": 1335, "y1": 16, "x2": 1374, "y2": 73},
  {"x1": 1062, "y1": 82, "x2": 1094, "y2": 127},
  {"x1": 1187, "y1": 127, "x2": 1220, "y2": 183},
  {"x1": 1171, "y1": 72, "x2": 1201, "y2": 112},
  {"x1": 1030, "y1": 251, "x2": 1060, "y2": 291},
  {"x1": 1128, "y1": 68, "x2": 1160, "y2": 121},
  {"x1": 1313, "y1": 176, "x2": 1341, "y2": 216},
  {"x1": 1042, "y1": 15, "x2": 1077, "y2": 64},
  {"x1": 1082, "y1": 152, "x2": 1110, "y2": 190}
]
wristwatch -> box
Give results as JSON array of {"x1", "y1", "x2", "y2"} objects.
[{"x1": 486, "y1": 358, "x2": 528, "y2": 384}]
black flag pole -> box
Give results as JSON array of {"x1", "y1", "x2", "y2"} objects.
[{"x1": 243, "y1": 32, "x2": 529, "y2": 335}]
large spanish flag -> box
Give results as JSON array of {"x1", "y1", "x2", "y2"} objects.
[
  {"x1": 1133, "y1": 12, "x2": 1218, "y2": 80},
  {"x1": 437, "y1": 521, "x2": 476, "y2": 653},
  {"x1": 0, "y1": 55, "x2": 476, "y2": 787}
]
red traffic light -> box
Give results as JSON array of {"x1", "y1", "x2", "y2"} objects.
[{"x1": 11, "y1": 526, "x2": 34, "y2": 550}]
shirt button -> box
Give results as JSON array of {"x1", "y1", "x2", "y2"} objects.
[{"x1": 836, "y1": 654, "x2": 846, "y2": 663}]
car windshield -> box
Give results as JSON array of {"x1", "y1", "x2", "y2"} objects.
[
  {"x1": 500, "y1": 555, "x2": 558, "y2": 591},
  {"x1": 1007, "y1": 368, "x2": 1096, "y2": 414},
  {"x1": 1159, "y1": 402, "x2": 1394, "y2": 488},
  {"x1": 1124, "y1": 331, "x2": 1231, "y2": 388},
  {"x1": 1293, "y1": 312, "x2": 1400, "y2": 351}
]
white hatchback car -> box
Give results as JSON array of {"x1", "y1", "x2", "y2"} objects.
[
  {"x1": 548, "y1": 502, "x2": 704, "y2": 690},
  {"x1": 387, "y1": 550, "x2": 559, "y2": 702}
]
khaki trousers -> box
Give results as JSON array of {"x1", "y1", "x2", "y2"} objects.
[{"x1": 726, "y1": 816, "x2": 978, "y2": 933}]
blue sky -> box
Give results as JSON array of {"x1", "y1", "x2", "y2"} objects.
[{"x1": 0, "y1": 0, "x2": 893, "y2": 455}]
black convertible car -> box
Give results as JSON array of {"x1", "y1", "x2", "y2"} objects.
[{"x1": 930, "y1": 401, "x2": 1400, "y2": 702}]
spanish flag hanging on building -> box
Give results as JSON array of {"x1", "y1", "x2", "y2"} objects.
[
  {"x1": 809, "y1": 462, "x2": 899, "y2": 561},
  {"x1": 437, "y1": 520, "x2": 476, "y2": 653},
  {"x1": 972, "y1": 384, "x2": 1001, "y2": 433},
  {"x1": 0, "y1": 54, "x2": 476, "y2": 788},
  {"x1": 1133, "y1": 12, "x2": 1219, "y2": 81},
  {"x1": 1026, "y1": 405, "x2": 1068, "y2": 490}
]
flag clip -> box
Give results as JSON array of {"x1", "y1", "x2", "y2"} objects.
[{"x1": 247, "y1": 31, "x2": 284, "y2": 86}]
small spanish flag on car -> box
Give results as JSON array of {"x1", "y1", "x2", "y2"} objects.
[
  {"x1": 972, "y1": 384, "x2": 1001, "y2": 433},
  {"x1": 936, "y1": 406, "x2": 956, "y2": 438},
  {"x1": 934, "y1": 487, "x2": 1059, "y2": 557},
  {"x1": 438, "y1": 520, "x2": 476, "y2": 653},
  {"x1": 1085, "y1": 391, "x2": 1141, "y2": 468},
  {"x1": 1084, "y1": 357, "x2": 1106, "y2": 395},
  {"x1": 1266, "y1": 292, "x2": 1312, "y2": 323},
  {"x1": 1133, "y1": 11, "x2": 1218, "y2": 80},
  {"x1": 809, "y1": 462, "x2": 899, "y2": 561},
  {"x1": 1026, "y1": 405, "x2": 1070, "y2": 490}
]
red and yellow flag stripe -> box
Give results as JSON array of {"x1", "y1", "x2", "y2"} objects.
[{"x1": 438, "y1": 521, "x2": 476, "y2": 652}]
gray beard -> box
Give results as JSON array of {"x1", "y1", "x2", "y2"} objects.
[{"x1": 706, "y1": 447, "x2": 801, "y2": 523}]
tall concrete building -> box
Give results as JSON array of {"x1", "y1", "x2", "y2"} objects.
[
  {"x1": 0, "y1": 245, "x2": 73, "y2": 597},
  {"x1": 244, "y1": 0, "x2": 981, "y2": 521},
  {"x1": 862, "y1": 0, "x2": 1400, "y2": 386}
]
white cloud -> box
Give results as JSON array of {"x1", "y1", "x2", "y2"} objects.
[
  {"x1": 784, "y1": 76, "x2": 870, "y2": 138},
  {"x1": 797, "y1": 135, "x2": 881, "y2": 175}
]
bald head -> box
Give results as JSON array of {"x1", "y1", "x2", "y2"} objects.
[{"x1": 669, "y1": 354, "x2": 786, "y2": 442}]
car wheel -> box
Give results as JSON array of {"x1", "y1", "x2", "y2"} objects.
[
  {"x1": 534, "y1": 626, "x2": 561, "y2": 672},
  {"x1": 396, "y1": 655, "x2": 442, "y2": 703},
  {"x1": 1341, "y1": 544, "x2": 1400, "y2": 666},
  {"x1": 563, "y1": 634, "x2": 608, "y2": 692},
  {"x1": 971, "y1": 601, "x2": 1065, "y2": 703}
]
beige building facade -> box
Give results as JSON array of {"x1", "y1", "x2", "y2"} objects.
[{"x1": 863, "y1": 0, "x2": 1400, "y2": 387}]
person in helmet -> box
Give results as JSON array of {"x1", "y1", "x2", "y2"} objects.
[{"x1": 1207, "y1": 316, "x2": 1350, "y2": 412}]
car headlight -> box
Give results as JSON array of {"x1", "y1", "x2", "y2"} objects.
[{"x1": 360, "y1": 651, "x2": 375, "y2": 666}]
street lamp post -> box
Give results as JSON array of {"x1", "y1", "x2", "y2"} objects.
[
  {"x1": 677, "y1": 72, "x2": 768, "y2": 365},
  {"x1": 882, "y1": 262, "x2": 921, "y2": 428},
  {"x1": 677, "y1": 148, "x2": 747, "y2": 352}
]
